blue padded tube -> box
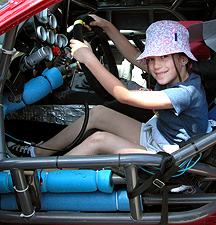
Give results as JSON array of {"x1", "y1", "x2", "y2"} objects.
[
  {"x1": 0, "y1": 172, "x2": 10, "y2": 193},
  {"x1": 4, "y1": 67, "x2": 63, "y2": 114},
  {"x1": 1, "y1": 190, "x2": 130, "y2": 211},
  {"x1": 46, "y1": 170, "x2": 97, "y2": 193},
  {"x1": 0, "y1": 172, "x2": 13, "y2": 193},
  {"x1": 22, "y1": 76, "x2": 51, "y2": 104},
  {"x1": 39, "y1": 171, "x2": 48, "y2": 193},
  {"x1": 0, "y1": 170, "x2": 114, "y2": 193},
  {"x1": 118, "y1": 190, "x2": 134, "y2": 211},
  {"x1": 1, "y1": 193, "x2": 18, "y2": 211},
  {"x1": 97, "y1": 170, "x2": 114, "y2": 193},
  {"x1": 41, "y1": 192, "x2": 117, "y2": 211},
  {"x1": 42, "y1": 67, "x2": 63, "y2": 90}
]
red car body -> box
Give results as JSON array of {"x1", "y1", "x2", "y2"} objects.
[
  {"x1": 0, "y1": 0, "x2": 62, "y2": 36},
  {"x1": 0, "y1": 0, "x2": 216, "y2": 224}
]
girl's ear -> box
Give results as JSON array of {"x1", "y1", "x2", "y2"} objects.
[{"x1": 181, "y1": 55, "x2": 189, "y2": 65}]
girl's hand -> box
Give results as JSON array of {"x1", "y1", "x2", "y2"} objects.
[
  {"x1": 70, "y1": 39, "x2": 94, "y2": 64},
  {"x1": 85, "y1": 14, "x2": 110, "y2": 31}
]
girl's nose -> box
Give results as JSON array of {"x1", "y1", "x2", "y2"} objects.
[{"x1": 154, "y1": 57, "x2": 162, "y2": 69}]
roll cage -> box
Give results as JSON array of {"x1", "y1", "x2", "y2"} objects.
[{"x1": 0, "y1": 0, "x2": 216, "y2": 224}]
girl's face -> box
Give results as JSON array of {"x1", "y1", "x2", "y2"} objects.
[{"x1": 147, "y1": 54, "x2": 188, "y2": 88}]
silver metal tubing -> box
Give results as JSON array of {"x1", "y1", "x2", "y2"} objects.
[
  {"x1": 11, "y1": 168, "x2": 34, "y2": 218},
  {"x1": 0, "y1": 154, "x2": 163, "y2": 170},
  {"x1": 0, "y1": 153, "x2": 216, "y2": 179},
  {"x1": 61, "y1": 0, "x2": 70, "y2": 35},
  {"x1": 170, "y1": 0, "x2": 184, "y2": 11},
  {"x1": 98, "y1": 5, "x2": 186, "y2": 21},
  {"x1": 173, "y1": 130, "x2": 216, "y2": 165},
  {"x1": 111, "y1": 170, "x2": 216, "y2": 186},
  {"x1": 71, "y1": 0, "x2": 97, "y2": 11},
  {"x1": 1, "y1": 200, "x2": 216, "y2": 224},
  {"x1": 111, "y1": 173, "x2": 126, "y2": 185},
  {"x1": 142, "y1": 193, "x2": 216, "y2": 205},
  {"x1": 0, "y1": 154, "x2": 216, "y2": 178},
  {"x1": 125, "y1": 163, "x2": 143, "y2": 221},
  {"x1": 187, "y1": 162, "x2": 216, "y2": 177},
  {"x1": 0, "y1": 26, "x2": 18, "y2": 160}
]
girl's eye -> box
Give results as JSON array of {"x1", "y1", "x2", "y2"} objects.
[
  {"x1": 147, "y1": 58, "x2": 154, "y2": 62},
  {"x1": 161, "y1": 55, "x2": 167, "y2": 59}
]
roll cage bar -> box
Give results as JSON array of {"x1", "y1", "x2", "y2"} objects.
[
  {"x1": 71, "y1": 0, "x2": 187, "y2": 21},
  {"x1": 1, "y1": 0, "x2": 216, "y2": 224}
]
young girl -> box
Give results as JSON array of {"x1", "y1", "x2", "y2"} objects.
[{"x1": 8, "y1": 17, "x2": 209, "y2": 157}]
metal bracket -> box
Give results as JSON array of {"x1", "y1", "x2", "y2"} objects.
[
  {"x1": 1, "y1": 48, "x2": 16, "y2": 55},
  {"x1": 13, "y1": 184, "x2": 29, "y2": 193},
  {"x1": 153, "y1": 178, "x2": 165, "y2": 189},
  {"x1": 20, "y1": 209, "x2": 35, "y2": 218}
]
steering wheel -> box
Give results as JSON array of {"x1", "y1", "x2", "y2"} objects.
[{"x1": 73, "y1": 14, "x2": 119, "y2": 101}]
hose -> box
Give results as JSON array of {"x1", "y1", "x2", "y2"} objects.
[{"x1": 63, "y1": 101, "x2": 90, "y2": 151}]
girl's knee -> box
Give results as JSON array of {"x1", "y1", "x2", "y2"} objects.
[
  {"x1": 89, "y1": 131, "x2": 107, "y2": 143},
  {"x1": 91, "y1": 105, "x2": 107, "y2": 117},
  {"x1": 87, "y1": 131, "x2": 109, "y2": 154},
  {"x1": 90, "y1": 105, "x2": 109, "y2": 127}
]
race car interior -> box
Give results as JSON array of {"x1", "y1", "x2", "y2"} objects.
[{"x1": 1, "y1": 0, "x2": 216, "y2": 224}]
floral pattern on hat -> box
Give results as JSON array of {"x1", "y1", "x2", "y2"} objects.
[{"x1": 136, "y1": 20, "x2": 197, "y2": 64}]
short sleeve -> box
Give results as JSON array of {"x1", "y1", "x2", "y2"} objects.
[{"x1": 162, "y1": 86, "x2": 191, "y2": 116}]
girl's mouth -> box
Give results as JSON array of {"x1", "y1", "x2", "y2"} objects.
[{"x1": 155, "y1": 71, "x2": 168, "y2": 77}]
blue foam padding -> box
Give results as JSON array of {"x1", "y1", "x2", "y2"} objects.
[
  {"x1": 42, "y1": 67, "x2": 63, "y2": 90},
  {"x1": 7, "y1": 173, "x2": 14, "y2": 193},
  {"x1": 1, "y1": 194, "x2": 17, "y2": 210},
  {"x1": 0, "y1": 172, "x2": 14, "y2": 193},
  {"x1": 117, "y1": 190, "x2": 130, "y2": 211},
  {"x1": 4, "y1": 67, "x2": 63, "y2": 114},
  {"x1": 0, "y1": 171, "x2": 48, "y2": 193},
  {"x1": 0, "y1": 172, "x2": 10, "y2": 193},
  {"x1": 23, "y1": 76, "x2": 51, "y2": 104},
  {"x1": 1, "y1": 190, "x2": 130, "y2": 211},
  {"x1": 38, "y1": 171, "x2": 48, "y2": 193},
  {"x1": 41, "y1": 192, "x2": 117, "y2": 211},
  {"x1": 46, "y1": 170, "x2": 97, "y2": 193},
  {"x1": 97, "y1": 170, "x2": 114, "y2": 193},
  {"x1": 0, "y1": 170, "x2": 114, "y2": 194},
  {"x1": 3, "y1": 93, "x2": 26, "y2": 114}
]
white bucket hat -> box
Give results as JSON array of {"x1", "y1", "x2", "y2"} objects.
[{"x1": 136, "y1": 20, "x2": 197, "y2": 64}]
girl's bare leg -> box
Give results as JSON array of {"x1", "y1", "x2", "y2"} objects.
[
  {"x1": 35, "y1": 105, "x2": 142, "y2": 156},
  {"x1": 65, "y1": 131, "x2": 148, "y2": 156}
]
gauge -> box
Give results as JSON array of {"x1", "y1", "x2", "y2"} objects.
[
  {"x1": 36, "y1": 26, "x2": 47, "y2": 42},
  {"x1": 49, "y1": 14, "x2": 57, "y2": 30},
  {"x1": 54, "y1": 34, "x2": 62, "y2": 47},
  {"x1": 59, "y1": 34, "x2": 68, "y2": 47},
  {"x1": 54, "y1": 34, "x2": 68, "y2": 48},
  {"x1": 64, "y1": 47, "x2": 73, "y2": 60},
  {"x1": 36, "y1": 9, "x2": 49, "y2": 24},
  {"x1": 47, "y1": 30, "x2": 55, "y2": 45},
  {"x1": 44, "y1": 46, "x2": 53, "y2": 61}
]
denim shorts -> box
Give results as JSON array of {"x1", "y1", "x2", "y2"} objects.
[{"x1": 140, "y1": 116, "x2": 179, "y2": 153}]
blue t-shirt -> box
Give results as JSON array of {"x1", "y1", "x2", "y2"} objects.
[{"x1": 155, "y1": 73, "x2": 208, "y2": 144}]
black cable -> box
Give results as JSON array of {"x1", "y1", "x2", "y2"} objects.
[
  {"x1": 5, "y1": 133, "x2": 64, "y2": 152},
  {"x1": 32, "y1": 144, "x2": 65, "y2": 152},
  {"x1": 5, "y1": 99, "x2": 90, "y2": 154},
  {"x1": 35, "y1": 101, "x2": 90, "y2": 153},
  {"x1": 63, "y1": 101, "x2": 89, "y2": 151}
]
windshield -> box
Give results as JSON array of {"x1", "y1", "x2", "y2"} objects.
[{"x1": 0, "y1": 0, "x2": 8, "y2": 9}]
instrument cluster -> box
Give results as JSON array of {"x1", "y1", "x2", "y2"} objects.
[{"x1": 17, "y1": 8, "x2": 72, "y2": 74}]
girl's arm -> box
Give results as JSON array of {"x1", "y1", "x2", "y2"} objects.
[
  {"x1": 70, "y1": 39, "x2": 173, "y2": 110},
  {"x1": 88, "y1": 15, "x2": 147, "y2": 71}
]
